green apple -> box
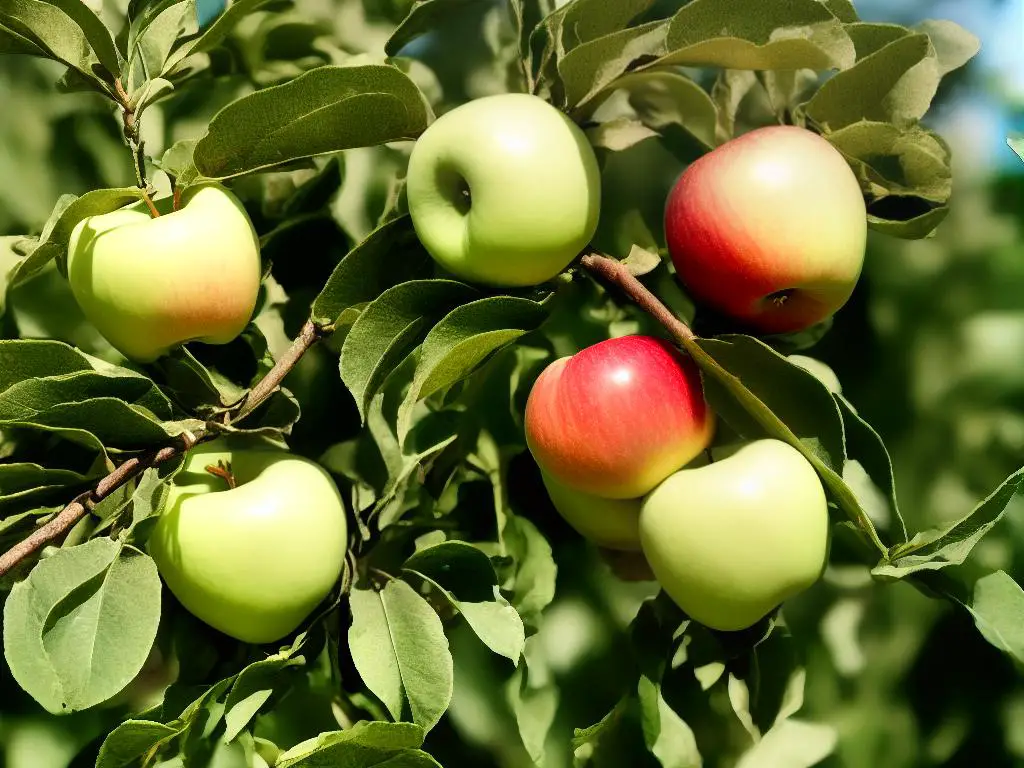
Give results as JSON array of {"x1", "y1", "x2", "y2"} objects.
[
  {"x1": 67, "y1": 184, "x2": 262, "y2": 363},
  {"x1": 541, "y1": 470, "x2": 643, "y2": 551},
  {"x1": 406, "y1": 93, "x2": 601, "y2": 287},
  {"x1": 148, "y1": 440, "x2": 348, "y2": 644},
  {"x1": 639, "y1": 439, "x2": 829, "y2": 631}
]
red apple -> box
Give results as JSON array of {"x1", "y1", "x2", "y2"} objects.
[
  {"x1": 664, "y1": 125, "x2": 867, "y2": 334},
  {"x1": 525, "y1": 335, "x2": 713, "y2": 500}
]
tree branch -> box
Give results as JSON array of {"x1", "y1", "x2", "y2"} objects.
[
  {"x1": 0, "y1": 320, "x2": 327, "y2": 579},
  {"x1": 232, "y1": 320, "x2": 322, "y2": 423},
  {"x1": 579, "y1": 252, "x2": 695, "y2": 343},
  {"x1": 114, "y1": 77, "x2": 148, "y2": 190}
]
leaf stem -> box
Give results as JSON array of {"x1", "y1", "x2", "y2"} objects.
[
  {"x1": 0, "y1": 320, "x2": 329, "y2": 579},
  {"x1": 114, "y1": 77, "x2": 149, "y2": 190}
]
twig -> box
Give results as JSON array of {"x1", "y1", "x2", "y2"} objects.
[
  {"x1": 0, "y1": 440, "x2": 193, "y2": 578},
  {"x1": 0, "y1": 321, "x2": 328, "y2": 578},
  {"x1": 232, "y1": 320, "x2": 322, "y2": 423},
  {"x1": 579, "y1": 253, "x2": 695, "y2": 343},
  {"x1": 114, "y1": 77, "x2": 148, "y2": 190}
]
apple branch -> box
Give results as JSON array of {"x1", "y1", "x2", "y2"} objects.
[
  {"x1": 114, "y1": 78, "x2": 149, "y2": 192},
  {"x1": 579, "y1": 253, "x2": 695, "y2": 343},
  {"x1": 0, "y1": 319, "x2": 328, "y2": 579}
]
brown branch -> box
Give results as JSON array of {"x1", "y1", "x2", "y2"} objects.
[
  {"x1": 114, "y1": 77, "x2": 148, "y2": 190},
  {"x1": 0, "y1": 440, "x2": 193, "y2": 579},
  {"x1": 0, "y1": 320, "x2": 328, "y2": 579},
  {"x1": 232, "y1": 320, "x2": 322, "y2": 423},
  {"x1": 579, "y1": 252, "x2": 695, "y2": 343}
]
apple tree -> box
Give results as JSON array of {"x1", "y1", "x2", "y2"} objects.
[{"x1": 0, "y1": 0, "x2": 1019, "y2": 766}]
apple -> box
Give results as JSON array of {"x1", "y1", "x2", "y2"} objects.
[
  {"x1": 148, "y1": 439, "x2": 348, "y2": 644},
  {"x1": 639, "y1": 439, "x2": 829, "y2": 632},
  {"x1": 67, "y1": 184, "x2": 262, "y2": 362},
  {"x1": 525, "y1": 335, "x2": 714, "y2": 500},
  {"x1": 541, "y1": 470, "x2": 643, "y2": 551},
  {"x1": 406, "y1": 93, "x2": 601, "y2": 287},
  {"x1": 664, "y1": 125, "x2": 866, "y2": 333}
]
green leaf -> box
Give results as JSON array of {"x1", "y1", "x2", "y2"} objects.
[
  {"x1": 682, "y1": 334, "x2": 886, "y2": 554},
  {"x1": 310, "y1": 216, "x2": 433, "y2": 329},
  {"x1": 573, "y1": 699, "x2": 631, "y2": 761},
  {"x1": 825, "y1": 121, "x2": 951, "y2": 213},
  {"x1": 804, "y1": 33, "x2": 937, "y2": 130},
  {"x1": 0, "y1": 463, "x2": 89, "y2": 509},
  {"x1": 655, "y1": 0, "x2": 855, "y2": 70},
  {"x1": 507, "y1": 656, "x2": 559, "y2": 763},
  {"x1": 734, "y1": 719, "x2": 838, "y2": 768},
  {"x1": 616, "y1": 69, "x2": 718, "y2": 149},
  {"x1": 348, "y1": 579, "x2": 453, "y2": 732},
  {"x1": 502, "y1": 514, "x2": 557, "y2": 626},
  {"x1": 96, "y1": 720, "x2": 181, "y2": 768},
  {"x1": 961, "y1": 571, "x2": 1024, "y2": 664},
  {"x1": 836, "y1": 395, "x2": 906, "y2": 543},
  {"x1": 822, "y1": 0, "x2": 858, "y2": 22},
  {"x1": 0, "y1": 339, "x2": 93, "y2": 389},
  {"x1": 128, "y1": 0, "x2": 193, "y2": 82},
  {"x1": 913, "y1": 19, "x2": 979, "y2": 76},
  {"x1": 697, "y1": 336, "x2": 845, "y2": 471},
  {"x1": 560, "y1": 0, "x2": 855, "y2": 113},
  {"x1": 558, "y1": 20, "x2": 667, "y2": 111},
  {"x1": 10, "y1": 188, "x2": 144, "y2": 285},
  {"x1": 276, "y1": 721, "x2": 440, "y2": 768},
  {"x1": 385, "y1": 0, "x2": 477, "y2": 56},
  {"x1": 874, "y1": 467, "x2": 1024, "y2": 579},
  {"x1": 0, "y1": 0, "x2": 114, "y2": 86},
  {"x1": 396, "y1": 296, "x2": 547, "y2": 443},
  {"x1": 340, "y1": 279, "x2": 478, "y2": 420},
  {"x1": 42, "y1": 0, "x2": 122, "y2": 76},
  {"x1": 4, "y1": 539, "x2": 162, "y2": 713},
  {"x1": 867, "y1": 206, "x2": 948, "y2": 240},
  {"x1": 404, "y1": 542, "x2": 525, "y2": 662},
  {"x1": 163, "y1": 0, "x2": 277, "y2": 72},
  {"x1": 192, "y1": 65, "x2": 430, "y2": 181},
  {"x1": 586, "y1": 118, "x2": 659, "y2": 152},
  {"x1": 638, "y1": 675, "x2": 701, "y2": 768},
  {"x1": 222, "y1": 654, "x2": 305, "y2": 743}
]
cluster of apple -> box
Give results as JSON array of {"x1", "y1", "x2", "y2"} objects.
[
  {"x1": 60, "y1": 89, "x2": 868, "y2": 642},
  {"x1": 405, "y1": 94, "x2": 867, "y2": 630}
]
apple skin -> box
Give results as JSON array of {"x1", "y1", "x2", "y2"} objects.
[
  {"x1": 639, "y1": 439, "x2": 829, "y2": 632},
  {"x1": 664, "y1": 126, "x2": 866, "y2": 333},
  {"x1": 67, "y1": 184, "x2": 262, "y2": 363},
  {"x1": 525, "y1": 335, "x2": 714, "y2": 499},
  {"x1": 541, "y1": 470, "x2": 643, "y2": 550},
  {"x1": 406, "y1": 93, "x2": 601, "y2": 287},
  {"x1": 148, "y1": 440, "x2": 348, "y2": 644}
]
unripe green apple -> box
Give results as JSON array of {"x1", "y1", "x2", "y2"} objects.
[
  {"x1": 67, "y1": 184, "x2": 262, "y2": 362},
  {"x1": 526, "y1": 335, "x2": 714, "y2": 500},
  {"x1": 148, "y1": 440, "x2": 348, "y2": 644},
  {"x1": 640, "y1": 439, "x2": 829, "y2": 631},
  {"x1": 406, "y1": 93, "x2": 601, "y2": 287},
  {"x1": 541, "y1": 470, "x2": 643, "y2": 550},
  {"x1": 665, "y1": 126, "x2": 866, "y2": 333}
]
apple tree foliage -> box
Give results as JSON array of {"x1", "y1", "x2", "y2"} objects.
[{"x1": 0, "y1": 0, "x2": 1018, "y2": 766}]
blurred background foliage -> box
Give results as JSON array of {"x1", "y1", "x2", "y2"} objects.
[{"x1": 2, "y1": 0, "x2": 1024, "y2": 766}]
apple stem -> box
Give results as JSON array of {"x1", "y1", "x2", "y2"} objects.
[
  {"x1": 141, "y1": 189, "x2": 161, "y2": 218},
  {"x1": 172, "y1": 186, "x2": 182, "y2": 212},
  {"x1": 579, "y1": 253, "x2": 696, "y2": 343},
  {"x1": 205, "y1": 461, "x2": 237, "y2": 490}
]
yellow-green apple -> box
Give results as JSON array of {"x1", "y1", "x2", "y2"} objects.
[
  {"x1": 526, "y1": 335, "x2": 714, "y2": 501},
  {"x1": 639, "y1": 439, "x2": 829, "y2": 631},
  {"x1": 67, "y1": 184, "x2": 262, "y2": 362},
  {"x1": 541, "y1": 470, "x2": 643, "y2": 550},
  {"x1": 148, "y1": 439, "x2": 348, "y2": 644},
  {"x1": 406, "y1": 93, "x2": 601, "y2": 287},
  {"x1": 664, "y1": 126, "x2": 866, "y2": 333}
]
